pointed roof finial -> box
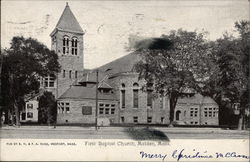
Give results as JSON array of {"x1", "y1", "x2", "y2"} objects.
[
  {"x1": 50, "y1": 1, "x2": 84, "y2": 36},
  {"x1": 66, "y1": 2, "x2": 69, "y2": 7}
]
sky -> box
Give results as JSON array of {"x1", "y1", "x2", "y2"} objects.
[{"x1": 1, "y1": 0, "x2": 249, "y2": 69}]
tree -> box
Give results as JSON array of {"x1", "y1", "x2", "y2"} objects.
[
  {"x1": 133, "y1": 29, "x2": 211, "y2": 125},
  {"x1": 1, "y1": 36, "x2": 60, "y2": 126},
  {"x1": 38, "y1": 91, "x2": 57, "y2": 126},
  {"x1": 202, "y1": 20, "x2": 250, "y2": 129}
]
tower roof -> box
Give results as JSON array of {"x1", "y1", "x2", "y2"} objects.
[{"x1": 51, "y1": 3, "x2": 84, "y2": 35}]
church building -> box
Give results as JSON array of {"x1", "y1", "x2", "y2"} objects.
[{"x1": 24, "y1": 3, "x2": 219, "y2": 126}]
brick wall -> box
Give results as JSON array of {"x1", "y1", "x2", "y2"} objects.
[
  {"x1": 51, "y1": 30, "x2": 84, "y2": 98},
  {"x1": 175, "y1": 103, "x2": 219, "y2": 125},
  {"x1": 108, "y1": 73, "x2": 170, "y2": 124},
  {"x1": 57, "y1": 99, "x2": 119, "y2": 124}
]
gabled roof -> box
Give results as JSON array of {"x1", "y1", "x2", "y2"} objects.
[
  {"x1": 97, "y1": 53, "x2": 141, "y2": 75},
  {"x1": 59, "y1": 86, "x2": 117, "y2": 100},
  {"x1": 24, "y1": 88, "x2": 46, "y2": 102},
  {"x1": 79, "y1": 71, "x2": 106, "y2": 83},
  {"x1": 180, "y1": 87, "x2": 196, "y2": 94},
  {"x1": 76, "y1": 52, "x2": 141, "y2": 87},
  {"x1": 177, "y1": 93, "x2": 217, "y2": 105},
  {"x1": 51, "y1": 3, "x2": 83, "y2": 35},
  {"x1": 98, "y1": 81, "x2": 113, "y2": 89}
]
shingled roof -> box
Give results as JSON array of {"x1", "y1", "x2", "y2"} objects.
[
  {"x1": 59, "y1": 86, "x2": 117, "y2": 100},
  {"x1": 97, "y1": 53, "x2": 141, "y2": 75},
  {"x1": 77, "y1": 52, "x2": 140, "y2": 86},
  {"x1": 79, "y1": 71, "x2": 106, "y2": 83},
  {"x1": 177, "y1": 93, "x2": 217, "y2": 105},
  {"x1": 60, "y1": 53, "x2": 141, "y2": 100},
  {"x1": 98, "y1": 81, "x2": 113, "y2": 89},
  {"x1": 51, "y1": 3, "x2": 84, "y2": 35}
]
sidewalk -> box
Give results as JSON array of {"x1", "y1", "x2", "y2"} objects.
[
  {"x1": 0, "y1": 125, "x2": 97, "y2": 131},
  {"x1": 1, "y1": 125, "x2": 249, "y2": 134},
  {"x1": 1, "y1": 125, "x2": 249, "y2": 139}
]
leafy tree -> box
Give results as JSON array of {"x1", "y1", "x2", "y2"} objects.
[
  {"x1": 1, "y1": 36, "x2": 60, "y2": 126},
  {"x1": 133, "y1": 29, "x2": 211, "y2": 125},
  {"x1": 202, "y1": 20, "x2": 250, "y2": 129},
  {"x1": 38, "y1": 91, "x2": 57, "y2": 126}
]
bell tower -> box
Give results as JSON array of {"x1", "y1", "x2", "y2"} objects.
[{"x1": 50, "y1": 3, "x2": 84, "y2": 98}]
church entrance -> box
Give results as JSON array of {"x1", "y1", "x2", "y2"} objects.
[{"x1": 175, "y1": 110, "x2": 181, "y2": 121}]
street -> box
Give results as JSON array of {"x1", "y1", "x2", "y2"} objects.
[{"x1": 0, "y1": 126, "x2": 249, "y2": 139}]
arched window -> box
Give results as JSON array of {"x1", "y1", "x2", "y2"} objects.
[
  {"x1": 71, "y1": 37, "x2": 78, "y2": 55},
  {"x1": 69, "y1": 70, "x2": 72, "y2": 79},
  {"x1": 133, "y1": 82, "x2": 139, "y2": 108},
  {"x1": 133, "y1": 83, "x2": 139, "y2": 87},
  {"x1": 120, "y1": 83, "x2": 125, "y2": 108},
  {"x1": 75, "y1": 71, "x2": 78, "y2": 79},
  {"x1": 147, "y1": 90, "x2": 153, "y2": 108},
  {"x1": 63, "y1": 70, "x2": 66, "y2": 78},
  {"x1": 159, "y1": 97, "x2": 164, "y2": 109},
  {"x1": 176, "y1": 110, "x2": 181, "y2": 121},
  {"x1": 63, "y1": 36, "x2": 69, "y2": 54}
]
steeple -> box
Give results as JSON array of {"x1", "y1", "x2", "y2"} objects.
[
  {"x1": 50, "y1": 2, "x2": 85, "y2": 98},
  {"x1": 50, "y1": 3, "x2": 84, "y2": 35}
]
